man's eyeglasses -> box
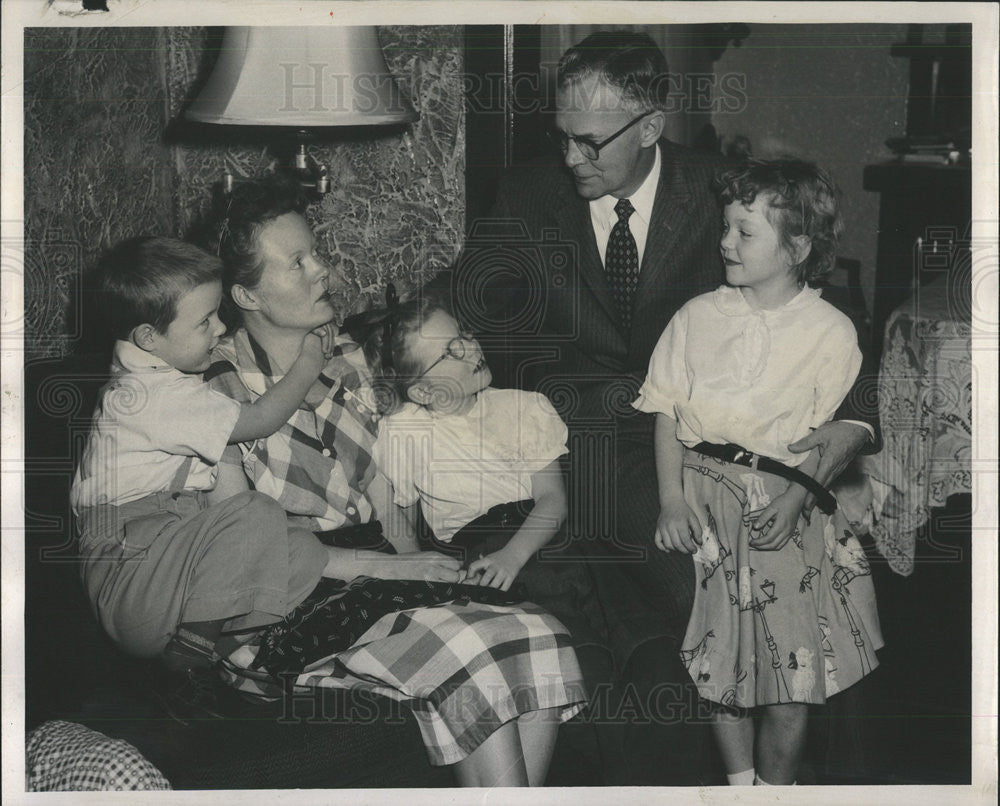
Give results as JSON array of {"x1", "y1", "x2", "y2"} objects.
[
  {"x1": 548, "y1": 110, "x2": 656, "y2": 161},
  {"x1": 415, "y1": 330, "x2": 475, "y2": 379}
]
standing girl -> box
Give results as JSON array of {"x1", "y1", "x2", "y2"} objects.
[{"x1": 633, "y1": 160, "x2": 882, "y2": 785}]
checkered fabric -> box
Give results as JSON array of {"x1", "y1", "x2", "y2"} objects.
[
  {"x1": 208, "y1": 328, "x2": 587, "y2": 766},
  {"x1": 26, "y1": 720, "x2": 171, "y2": 791},
  {"x1": 606, "y1": 198, "x2": 640, "y2": 329},
  {"x1": 207, "y1": 329, "x2": 379, "y2": 531},
  {"x1": 252, "y1": 575, "x2": 529, "y2": 676},
  {"x1": 220, "y1": 600, "x2": 588, "y2": 766}
]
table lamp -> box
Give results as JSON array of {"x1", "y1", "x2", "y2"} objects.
[{"x1": 185, "y1": 26, "x2": 419, "y2": 193}]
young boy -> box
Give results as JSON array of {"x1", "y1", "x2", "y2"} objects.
[{"x1": 71, "y1": 236, "x2": 330, "y2": 722}]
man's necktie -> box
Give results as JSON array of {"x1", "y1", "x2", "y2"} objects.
[{"x1": 606, "y1": 198, "x2": 639, "y2": 330}]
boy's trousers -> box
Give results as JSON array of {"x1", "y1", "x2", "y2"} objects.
[{"x1": 77, "y1": 490, "x2": 328, "y2": 657}]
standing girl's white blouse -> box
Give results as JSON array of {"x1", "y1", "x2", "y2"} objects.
[{"x1": 632, "y1": 285, "x2": 862, "y2": 466}]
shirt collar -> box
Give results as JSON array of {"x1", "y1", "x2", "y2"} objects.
[
  {"x1": 713, "y1": 284, "x2": 823, "y2": 316},
  {"x1": 215, "y1": 327, "x2": 372, "y2": 402},
  {"x1": 113, "y1": 338, "x2": 173, "y2": 373},
  {"x1": 590, "y1": 143, "x2": 661, "y2": 227},
  {"x1": 219, "y1": 327, "x2": 363, "y2": 377}
]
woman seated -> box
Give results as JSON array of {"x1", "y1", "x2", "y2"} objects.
[{"x1": 203, "y1": 174, "x2": 587, "y2": 787}]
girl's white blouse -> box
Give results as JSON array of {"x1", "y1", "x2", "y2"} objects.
[
  {"x1": 375, "y1": 387, "x2": 568, "y2": 541},
  {"x1": 633, "y1": 285, "x2": 862, "y2": 467}
]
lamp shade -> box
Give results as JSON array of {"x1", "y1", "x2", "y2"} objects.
[{"x1": 185, "y1": 27, "x2": 418, "y2": 126}]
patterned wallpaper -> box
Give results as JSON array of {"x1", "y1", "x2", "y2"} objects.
[
  {"x1": 23, "y1": 28, "x2": 177, "y2": 358},
  {"x1": 166, "y1": 26, "x2": 465, "y2": 316},
  {"x1": 23, "y1": 26, "x2": 466, "y2": 358},
  {"x1": 712, "y1": 24, "x2": 912, "y2": 310}
]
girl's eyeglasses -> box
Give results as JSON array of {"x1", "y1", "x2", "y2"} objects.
[
  {"x1": 547, "y1": 109, "x2": 656, "y2": 161},
  {"x1": 414, "y1": 329, "x2": 476, "y2": 379}
]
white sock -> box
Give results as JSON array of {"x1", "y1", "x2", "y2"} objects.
[
  {"x1": 727, "y1": 768, "x2": 756, "y2": 786},
  {"x1": 754, "y1": 774, "x2": 796, "y2": 785}
]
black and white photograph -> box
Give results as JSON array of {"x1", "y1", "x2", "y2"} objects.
[{"x1": 2, "y1": 1, "x2": 997, "y2": 802}]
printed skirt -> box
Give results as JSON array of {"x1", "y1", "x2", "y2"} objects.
[{"x1": 678, "y1": 449, "x2": 883, "y2": 708}]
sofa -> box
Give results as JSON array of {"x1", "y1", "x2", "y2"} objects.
[
  {"x1": 23, "y1": 352, "x2": 617, "y2": 789},
  {"x1": 34, "y1": 344, "x2": 963, "y2": 788}
]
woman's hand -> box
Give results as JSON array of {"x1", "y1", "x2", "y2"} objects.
[
  {"x1": 372, "y1": 551, "x2": 466, "y2": 584},
  {"x1": 467, "y1": 547, "x2": 526, "y2": 592},
  {"x1": 655, "y1": 498, "x2": 702, "y2": 553},
  {"x1": 750, "y1": 490, "x2": 805, "y2": 551}
]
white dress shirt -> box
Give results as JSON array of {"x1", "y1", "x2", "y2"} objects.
[{"x1": 590, "y1": 144, "x2": 661, "y2": 267}]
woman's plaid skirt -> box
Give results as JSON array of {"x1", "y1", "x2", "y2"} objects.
[{"x1": 220, "y1": 599, "x2": 587, "y2": 766}]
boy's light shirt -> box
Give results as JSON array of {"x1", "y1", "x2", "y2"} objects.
[{"x1": 70, "y1": 339, "x2": 241, "y2": 513}]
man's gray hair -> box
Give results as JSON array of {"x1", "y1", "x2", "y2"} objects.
[{"x1": 557, "y1": 31, "x2": 671, "y2": 112}]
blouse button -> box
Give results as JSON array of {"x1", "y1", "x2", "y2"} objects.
[
  {"x1": 321, "y1": 448, "x2": 332, "y2": 457},
  {"x1": 346, "y1": 506, "x2": 357, "y2": 516}
]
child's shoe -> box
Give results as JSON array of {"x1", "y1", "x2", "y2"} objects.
[{"x1": 148, "y1": 663, "x2": 228, "y2": 727}]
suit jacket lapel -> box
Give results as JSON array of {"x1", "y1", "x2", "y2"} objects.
[
  {"x1": 634, "y1": 142, "x2": 696, "y2": 317},
  {"x1": 556, "y1": 181, "x2": 623, "y2": 329}
]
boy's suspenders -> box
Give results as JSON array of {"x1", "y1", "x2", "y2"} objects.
[{"x1": 167, "y1": 456, "x2": 197, "y2": 494}]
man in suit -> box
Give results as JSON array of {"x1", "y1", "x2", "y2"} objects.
[{"x1": 454, "y1": 31, "x2": 878, "y2": 784}]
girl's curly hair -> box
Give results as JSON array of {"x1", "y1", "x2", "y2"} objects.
[{"x1": 715, "y1": 158, "x2": 843, "y2": 285}]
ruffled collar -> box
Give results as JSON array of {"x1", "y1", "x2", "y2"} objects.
[
  {"x1": 710, "y1": 285, "x2": 822, "y2": 387},
  {"x1": 421, "y1": 389, "x2": 490, "y2": 420},
  {"x1": 389, "y1": 388, "x2": 499, "y2": 423},
  {"x1": 712, "y1": 284, "x2": 822, "y2": 317}
]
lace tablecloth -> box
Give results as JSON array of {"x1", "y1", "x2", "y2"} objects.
[{"x1": 862, "y1": 281, "x2": 972, "y2": 575}]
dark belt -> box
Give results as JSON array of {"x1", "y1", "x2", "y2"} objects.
[
  {"x1": 457, "y1": 500, "x2": 533, "y2": 535},
  {"x1": 692, "y1": 442, "x2": 838, "y2": 515}
]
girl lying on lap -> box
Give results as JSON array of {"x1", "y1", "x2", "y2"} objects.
[{"x1": 358, "y1": 289, "x2": 569, "y2": 594}]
